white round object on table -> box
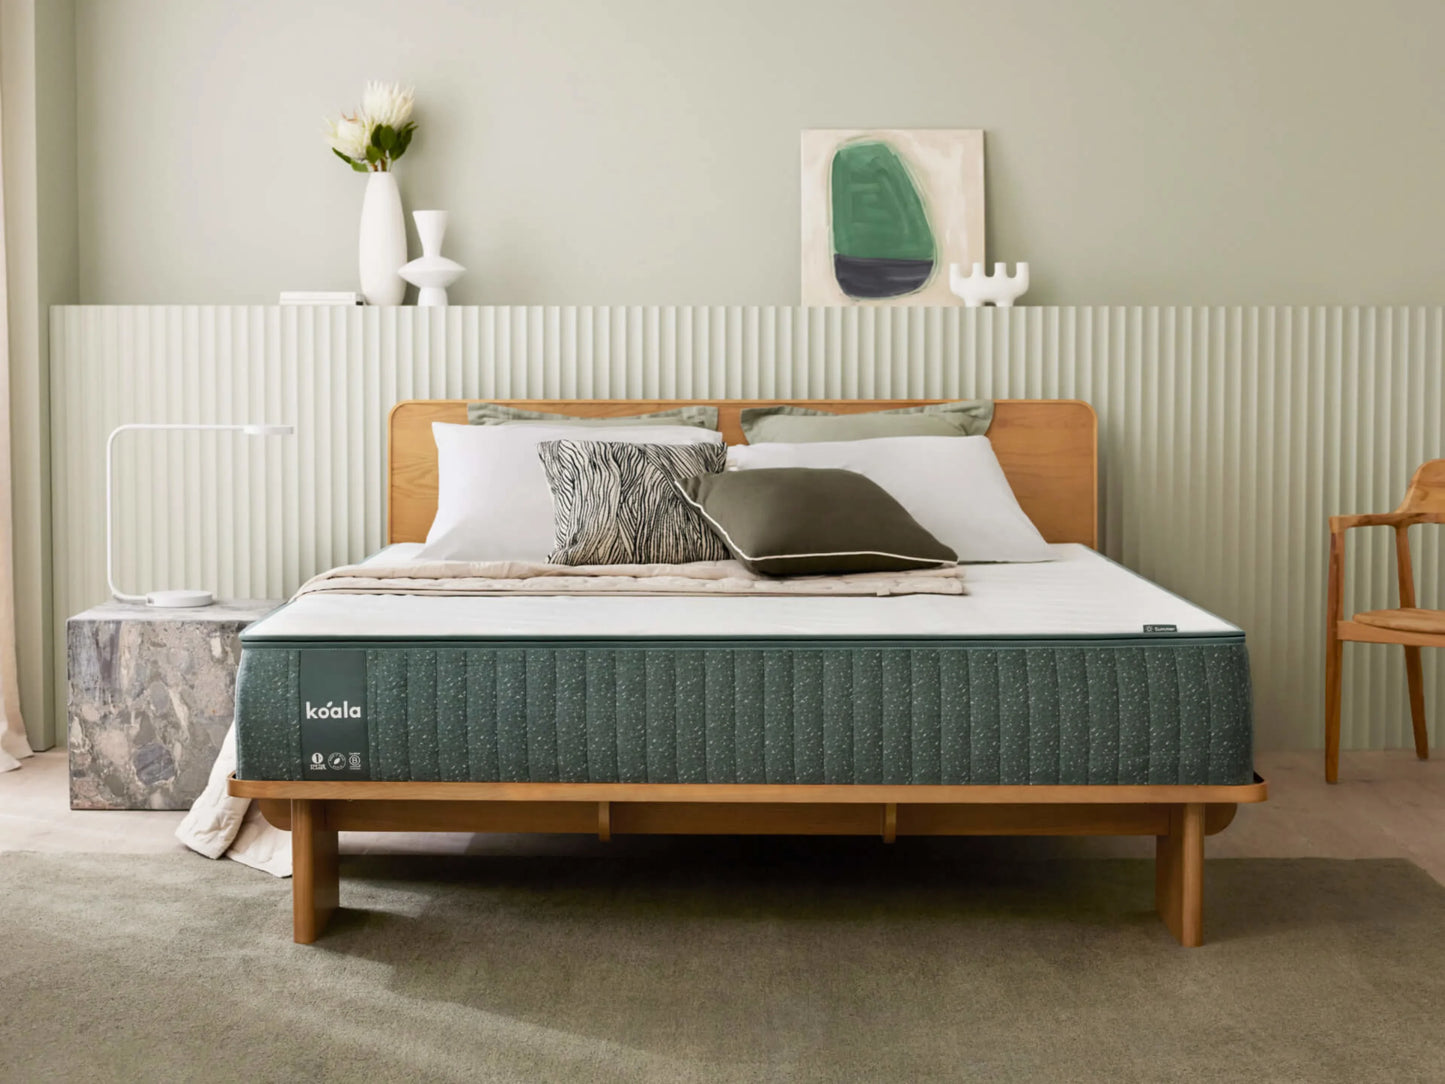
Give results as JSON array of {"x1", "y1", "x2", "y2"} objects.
[{"x1": 145, "y1": 589, "x2": 215, "y2": 609}]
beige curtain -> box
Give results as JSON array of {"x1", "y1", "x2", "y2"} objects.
[{"x1": 0, "y1": 84, "x2": 32, "y2": 773}]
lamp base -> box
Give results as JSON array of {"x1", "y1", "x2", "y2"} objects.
[{"x1": 145, "y1": 589, "x2": 215, "y2": 609}]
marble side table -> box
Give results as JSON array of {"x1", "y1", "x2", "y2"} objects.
[{"x1": 68, "y1": 598, "x2": 282, "y2": 810}]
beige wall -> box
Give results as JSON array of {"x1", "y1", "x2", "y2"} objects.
[{"x1": 75, "y1": 0, "x2": 1445, "y2": 307}]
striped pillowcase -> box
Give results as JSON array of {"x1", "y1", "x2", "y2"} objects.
[{"x1": 537, "y1": 440, "x2": 729, "y2": 565}]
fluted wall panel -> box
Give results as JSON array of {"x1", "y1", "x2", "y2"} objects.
[{"x1": 51, "y1": 305, "x2": 1445, "y2": 751}]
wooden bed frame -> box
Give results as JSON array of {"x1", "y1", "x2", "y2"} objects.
[{"x1": 229, "y1": 398, "x2": 1266, "y2": 946}]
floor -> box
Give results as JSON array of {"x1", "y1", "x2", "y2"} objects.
[{"x1": 3, "y1": 748, "x2": 1444, "y2": 881}]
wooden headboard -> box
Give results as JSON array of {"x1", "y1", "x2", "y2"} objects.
[{"x1": 387, "y1": 399, "x2": 1099, "y2": 547}]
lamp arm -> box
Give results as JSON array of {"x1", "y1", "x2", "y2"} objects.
[
  {"x1": 104, "y1": 423, "x2": 292, "y2": 604},
  {"x1": 106, "y1": 426, "x2": 147, "y2": 603}
]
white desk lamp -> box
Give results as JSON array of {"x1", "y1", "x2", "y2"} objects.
[{"x1": 106, "y1": 422, "x2": 295, "y2": 608}]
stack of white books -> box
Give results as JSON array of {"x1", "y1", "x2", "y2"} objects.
[{"x1": 279, "y1": 291, "x2": 363, "y2": 306}]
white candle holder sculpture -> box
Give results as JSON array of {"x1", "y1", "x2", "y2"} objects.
[
  {"x1": 948, "y1": 262, "x2": 1030, "y2": 308},
  {"x1": 399, "y1": 210, "x2": 465, "y2": 306}
]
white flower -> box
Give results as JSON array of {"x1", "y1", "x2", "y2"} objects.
[
  {"x1": 360, "y1": 81, "x2": 414, "y2": 131},
  {"x1": 325, "y1": 113, "x2": 370, "y2": 160}
]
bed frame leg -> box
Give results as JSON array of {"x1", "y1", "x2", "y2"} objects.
[
  {"x1": 292, "y1": 799, "x2": 339, "y2": 944},
  {"x1": 1155, "y1": 802, "x2": 1205, "y2": 947}
]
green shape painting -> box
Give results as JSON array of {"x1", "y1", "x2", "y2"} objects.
[
  {"x1": 829, "y1": 140, "x2": 936, "y2": 299},
  {"x1": 801, "y1": 129, "x2": 985, "y2": 306}
]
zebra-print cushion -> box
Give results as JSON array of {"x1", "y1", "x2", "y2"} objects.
[{"x1": 537, "y1": 440, "x2": 730, "y2": 565}]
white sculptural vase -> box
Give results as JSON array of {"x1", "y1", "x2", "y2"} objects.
[
  {"x1": 358, "y1": 171, "x2": 408, "y2": 306},
  {"x1": 399, "y1": 210, "x2": 465, "y2": 307},
  {"x1": 947, "y1": 262, "x2": 1030, "y2": 308}
]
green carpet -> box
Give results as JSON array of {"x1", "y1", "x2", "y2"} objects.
[{"x1": 3, "y1": 842, "x2": 1444, "y2": 1083}]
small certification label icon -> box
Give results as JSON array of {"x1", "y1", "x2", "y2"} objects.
[
  {"x1": 311, "y1": 752, "x2": 325, "y2": 768},
  {"x1": 327, "y1": 752, "x2": 347, "y2": 771},
  {"x1": 348, "y1": 752, "x2": 362, "y2": 770}
]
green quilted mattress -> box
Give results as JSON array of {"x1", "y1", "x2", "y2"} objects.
[{"x1": 233, "y1": 636, "x2": 1253, "y2": 786}]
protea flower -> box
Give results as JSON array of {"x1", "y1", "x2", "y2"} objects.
[
  {"x1": 326, "y1": 82, "x2": 418, "y2": 172},
  {"x1": 324, "y1": 113, "x2": 371, "y2": 161},
  {"x1": 361, "y1": 81, "x2": 414, "y2": 130}
]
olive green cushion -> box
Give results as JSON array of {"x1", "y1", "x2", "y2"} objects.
[
  {"x1": 678, "y1": 468, "x2": 956, "y2": 576},
  {"x1": 468, "y1": 402, "x2": 718, "y2": 429},
  {"x1": 740, "y1": 400, "x2": 992, "y2": 443}
]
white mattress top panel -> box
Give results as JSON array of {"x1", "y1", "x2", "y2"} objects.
[{"x1": 244, "y1": 544, "x2": 1241, "y2": 641}]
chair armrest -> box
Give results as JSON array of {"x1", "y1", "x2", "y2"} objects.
[
  {"x1": 1332, "y1": 512, "x2": 1445, "y2": 533},
  {"x1": 1331, "y1": 512, "x2": 1409, "y2": 532}
]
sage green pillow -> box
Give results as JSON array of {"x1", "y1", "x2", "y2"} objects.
[
  {"x1": 676, "y1": 468, "x2": 957, "y2": 576},
  {"x1": 739, "y1": 400, "x2": 993, "y2": 443},
  {"x1": 468, "y1": 402, "x2": 718, "y2": 429}
]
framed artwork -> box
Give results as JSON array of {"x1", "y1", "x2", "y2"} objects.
[{"x1": 801, "y1": 128, "x2": 985, "y2": 305}]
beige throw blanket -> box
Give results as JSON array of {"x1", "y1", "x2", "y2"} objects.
[
  {"x1": 178, "y1": 557, "x2": 964, "y2": 877},
  {"x1": 294, "y1": 558, "x2": 966, "y2": 599}
]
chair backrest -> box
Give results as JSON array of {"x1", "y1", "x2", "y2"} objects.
[{"x1": 1397, "y1": 459, "x2": 1445, "y2": 517}]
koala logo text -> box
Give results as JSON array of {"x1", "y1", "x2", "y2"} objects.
[{"x1": 304, "y1": 700, "x2": 362, "y2": 720}]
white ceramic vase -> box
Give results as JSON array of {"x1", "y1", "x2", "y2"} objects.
[
  {"x1": 358, "y1": 171, "x2": 407, "y2": 306},
  {"x1": 399, "y1": 210, "x2": 465, "y2": 306}
]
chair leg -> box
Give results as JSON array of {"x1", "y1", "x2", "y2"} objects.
[
  {"x1": 1325, "y1": 629, "x2": 1344, "y2": 783},
  {"x1": 1403, "y1": 645, "x2": 1430, "y2": 760}
]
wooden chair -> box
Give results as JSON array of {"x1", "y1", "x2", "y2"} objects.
[{"x1": 1326, "y1": 460, "x2": 1445, "y2": 782}]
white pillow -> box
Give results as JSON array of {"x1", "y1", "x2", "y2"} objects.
[
  {"x1": 418, "y1": 422, "x2": 724, "y2": 562},
  {"x1": 726, "y1": 435, "x2": 1053, "y2": 563}
]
